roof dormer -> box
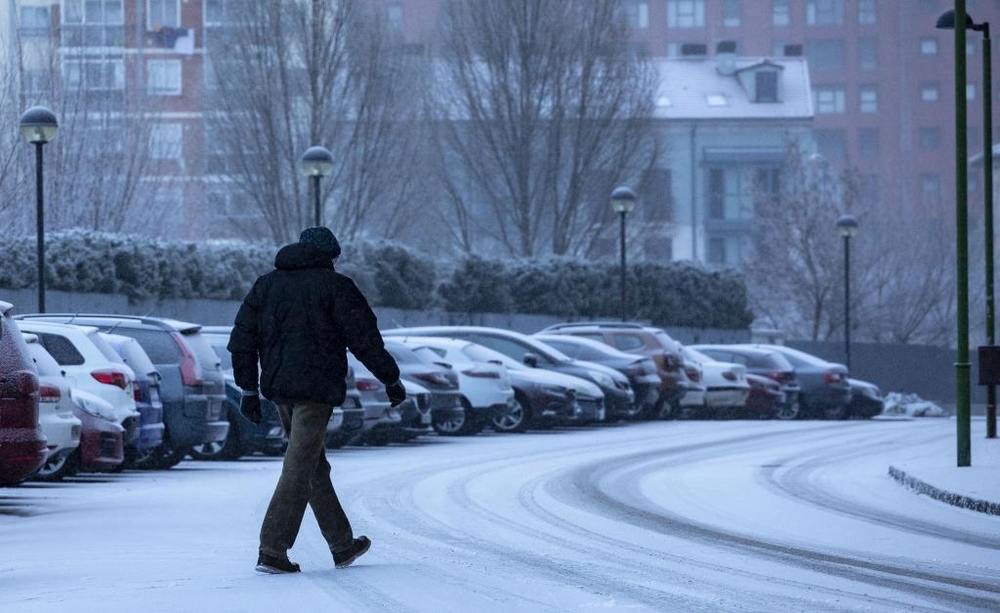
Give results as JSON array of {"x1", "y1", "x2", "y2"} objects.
[{"x1": 734, "y1": 60, "x2": 785, "y2": 103}]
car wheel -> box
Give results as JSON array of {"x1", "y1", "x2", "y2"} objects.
[
  {"x1": 190, "y1": 416, "x2": 243, "y2": 461},
  {"x1": 774, "y1": 399, "x2": 801, "y2": 420},
  {"x1": 492, "y1": 398, "x2": 527, "y2": 433},
  {"x1": 34, "y1": 450, "x2": 76, "y2": 481},
  {"x1": 434, "y1": 400, "x2": 480, "y2": 436},
  {"x1": 822, "y1": 404, "x2": 849, "y2": 420}
]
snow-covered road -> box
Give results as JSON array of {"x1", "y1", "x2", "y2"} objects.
[{"x1": 2, "y1": 419, "x2": 998, "y2": 612}]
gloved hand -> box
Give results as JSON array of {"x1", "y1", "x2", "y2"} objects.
[
  {"x1": 385, "y1": 380, "x2": 407, "y2": 407},
  {"x1": 240, "y1": 391, "x2": 263, "y2": 425}
]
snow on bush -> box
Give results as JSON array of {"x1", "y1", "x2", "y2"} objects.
[{"x1": 882, "y1": 392, "x2": 947, "y2": 417}]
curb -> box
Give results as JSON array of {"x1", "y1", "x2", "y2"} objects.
[{"x1": 888, "y1": 465, "x2": 1000, "y2": 516}]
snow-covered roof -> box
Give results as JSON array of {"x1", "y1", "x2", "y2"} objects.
[{"x1": 652, "y1": 56, "x2": 813, "y2": 120}]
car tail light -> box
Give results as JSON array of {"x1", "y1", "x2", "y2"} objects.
[
  {"x1": 133, "y1": 380, "x2": 142, "y2": 402},
  {"x1": 172, "y1": 333, "x2": 203, "y2": 387},
  {"x1": 722, "y1": 371, "x2": 738, "y2": 382},
  {"x1": 356, "y1": 378, "x2": 382, "y2": 391},
  {"x1": 91, "y1": 369, "x2": 128, "y2": 390},
  {"x1": 39, "y1": 383, "x2": 61, "y2": 403},
  {"x1": 0, "y1": 370, "x2": 39, "y2": 400},
  {"x1": 823, "y1": 370, "x2": 844, "y2": 384},
  {"x1": 684, "y1": 365, "x2": 701, "y2": 382},
  {"x1": 461, "y1": 368, "x2": 500, "y2": 379},
  {"x1": 415, "y1": 372, "x2": 454, "y2": 387}
]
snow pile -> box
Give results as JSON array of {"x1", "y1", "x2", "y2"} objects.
[{"x1": 881, "y1": 392, "x2": 947, "y2": 417}]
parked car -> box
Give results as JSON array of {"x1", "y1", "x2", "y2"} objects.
[
  {"x1": 328, "y1": 353, "x2": 402, "y2": 447},
  {"x1": 22, "y1": 334, "x2": 82, "y2": 481},
  {"x1": 14, "y1": 320, "x2": 141, "y2": 453},
  {"x1": 375, "y1": 378, "x2": 433, "y2": 444},
  {"x1": 744, "y1": 373, "x2": 785, "y2": 419},
  {"x1": 744, "y1": 344, "x2": 851, "y2": 420},
  {"x1": 68, "y1": 388, "x2": 124, "y2": 472},
  {"x1": 18, "y1": 315, "x2": 229, "y2": 468},
  {"x1": 385, "y1": 326, "x2": 621, "y2": 423},
  {"x1": 536, "y1": 322, "x2": 688, "y2": 419},
  {"x1": 395, "y1": 337, "x2": 521, "y2": 433},
  {"x1": 100, "y1": 333, "x2": 165, "y2": 468},
  {"x1": 199, "y1": 326, "x2": 286, "y2": 459},
  {"x1": 689, "y1": 345, "x2": 802, "y2": 420},
  {"x1": 0, "y1": 301, "x2": 47, "y2": 485},
  {"x1": 675, "y1": 354, "x2": 708, "y2": 418},
  {"x1": 386, "y1": 339, "x2": 493, "y2": 436},
  {"x1": 848, "y1": 378, "x2": 885, "y2": 419},
  {"x1": 532, "y1": 334, "x2": 659, "y2": 420},
  {"x1": 676, "y1": 346, "x2": 750, "y2": 418},
  {"x1": 407, "y1": 337, "x2": 601, "y2": 431}
]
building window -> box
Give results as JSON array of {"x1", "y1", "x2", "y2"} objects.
[
  {"x1": 756, "y1": 72, "x2": 778, "y2": 102},
  {"x1": 814, "y1": 86, "x2": 845, "y2": 114},
  {"x1": 386, "y1": 2, "x2": 404, "y2": 32},
  {"x1": 968, "y1": 83, "x2": 977, "y2": 101},
  {"x1": 814, "y1": 129, "x2": 847, "y2": 160},
  {"x1": 624, "y1": 0, "x2": 649, "y2": 29},
  {"x1": 151, "y1": 123, "x2": 183, "y2": 160},
  {"x1": 921, "y1": 83, "x2": 940, "y2": 102},
  {"x1": 722, "y1": 0, "x2": 741, "y2": 26},
  {"x1": 204, "y1": 0, "x2": 236, "y2": 25},
  {"x1": 708, "y1": 237, "x2": 728, "y2": 266},
  {"x1": 63, "y1": 59, "x2": 125, "y2": 90},
  {"x1": 919, "y1": 127, "x2": 942, "y2": 149},
  {"x1": 858, "y1": 38, "x2": 878, "y2": 71},
  {"x1": 920, "y1": 38, "x2": 938, "y2": 55},
  {"x1": 641, "y1": 169, "x2": 673, "y2": 222},
  {"x1": 772, "y1": 0, "x2": 789, "y2": 26},
  {"x1": 858, "y1": 128, "x2": 879, "y2": 159},
  {"x1": 667, "y1": 0, "x2": 705, "y2": 28},
  {"x1": 61, "y1": 0, "x2": 124, "y2": 47},
  {"x1": 19, "y1": 6, "x2": 50, "y2": 35},
  {"x1": 859, "y1": 85, "x2": 878, "y2": 113},
  {"x1": 921, "y1": 174, "x2": 942, "y2": 198},
  {"x1": 148, "y1": 0, "x2": 180, "y2": 30},
  {"x1": 147, "y1": 59, "x2": 182, "y2": 95},
  {"x1": 858, "y1": 0, "x2": 876, "y2": 25},
  {"x1": 806, "y1": 39, "x2": 846, "y2": 70},
  {"x1": 806, "y1": 0, "x2": 843, "y2": 26}
]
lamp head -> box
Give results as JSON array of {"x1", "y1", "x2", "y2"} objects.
[
  {"x1": 610, "y1": 186, "x2": 637, "y2": 214},
  {"x1": 837, "y1": 214, "x2": 859, "y2": 238},
  {"x1": 19, "y1": 106, "x2": 59, "y2": 144},
  {"x1": 936, "y1": 9, "x2": 981, "y2": 31},
  {"x1": 300, "y1": 145, "x2": 334, "y2": 177}
]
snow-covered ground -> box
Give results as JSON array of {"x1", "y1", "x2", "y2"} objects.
[{"x1": 2, "y1": 419, "x2": 998, "y2": 612}]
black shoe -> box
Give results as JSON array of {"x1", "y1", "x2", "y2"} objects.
[
  {"x1": 255, "y1": 552, "x2": 301, "y2": 574},
  {"x1": 333, "y1": 536, "x2": 371, "y2": 569}
]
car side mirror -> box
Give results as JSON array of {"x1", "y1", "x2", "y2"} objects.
[{"x1": 523, "y1": 353, "x2": 539, "y2": 368}]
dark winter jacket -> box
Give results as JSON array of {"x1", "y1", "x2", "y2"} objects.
[{"x1": 227, "y1": 242, "x2": 400, "y2": 406}]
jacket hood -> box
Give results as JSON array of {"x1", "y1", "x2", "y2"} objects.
[{"x1": 274, "y1": 242, "x2": 335, "y2": 271}]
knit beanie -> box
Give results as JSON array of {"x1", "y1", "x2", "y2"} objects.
[{"x1": 299, "y1": 226, "x2": 341, "y2": 259}]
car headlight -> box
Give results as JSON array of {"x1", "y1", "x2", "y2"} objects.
[{"x1": 587, "y1": 370, "x2": 615, "y2": 389}]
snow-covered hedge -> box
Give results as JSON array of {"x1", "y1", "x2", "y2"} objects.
[
  {"x1": 440, "y1": 256, "x2": 753, "y2": 330},
  {"x1": 0, "y1": 232, "x2": 754, "y2": 329}
]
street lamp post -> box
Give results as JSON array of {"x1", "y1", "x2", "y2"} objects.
[
  {"x1": 941, "y1": 3, "x2": 997, "y2": 443},
  {"x1": 936, "y1": 4, "x2": 972, "y2": 466},
  {"x1": 836, "y1": 214, "x2": 859, "y2": 372},
  {"x1": 610, "y1": 186, "x2": 637, "y2": 322},
  {"x1": 19, "y1": 106, "x2": 58, "y2": 314},
  {"x1": 300, "y1": 146, "x2": 334, "y2": 226}
]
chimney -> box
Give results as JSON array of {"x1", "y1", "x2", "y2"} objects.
[
  {"x1": 680, "y1": 43, "x2": 708, "y2": 57},
  {"x1": 716, "y1": 41, "x2": 736, "y2": 76},
  {"x1": 783, "y1": 44, "x2": 803, "y2": 57}
]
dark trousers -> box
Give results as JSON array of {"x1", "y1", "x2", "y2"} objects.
[{"x1": 259, "y1": 401, "x2": 354, "y2": 557}]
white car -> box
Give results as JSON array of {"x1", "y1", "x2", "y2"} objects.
[
  {"x1": 16, "y1": 320, "x2": 141, "y2": 444},
  {"x1": 678, "y1": 345, "x2": 750, "y2": 415},
  {"x1": 22, "y1": 334, "x2": 82, "y2": 481},
  {"x1": 394, "y1": 336, "x2": 516, "y2": 428}
]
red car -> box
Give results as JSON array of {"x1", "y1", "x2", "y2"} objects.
[
  {"x1": 744, "y1": 373, "x2": 786, "y2": 418},
  {"x1": 68, "y1": 389, "x2": 125, "y2": 472},
  {"x1": 0, "y1": 301, "x2": 47, "y2": 485}
]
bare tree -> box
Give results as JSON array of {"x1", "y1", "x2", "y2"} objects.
[
  {"x1": 205, "y1": 0, "x2": 425, "y2": 245},
  {"x1": 429, "y1": 0, "x2": 659, "y2": 257}
]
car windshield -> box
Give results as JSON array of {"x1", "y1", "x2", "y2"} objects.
[
  {"x1": 88, "y1": 330, "x2": 127, "y2": 364},
  {"x1": 768, "y1": 346, "x2": 829, "y2": 367}
]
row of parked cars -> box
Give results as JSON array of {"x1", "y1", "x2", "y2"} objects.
[{"x1": 0, "y1": 304, "x2": 885, "y2": 486}]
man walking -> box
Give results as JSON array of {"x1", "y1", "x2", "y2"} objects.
[{"x1": 228, "y1": 226, "x2": 406, "y2": 574}]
